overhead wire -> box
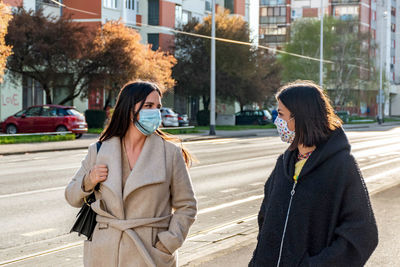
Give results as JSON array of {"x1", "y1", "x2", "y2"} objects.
[{"x1": 39, "y1": 1, "x2": 372, "y2": 72}]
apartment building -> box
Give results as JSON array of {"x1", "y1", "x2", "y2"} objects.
[{"x1": 0, "y1": 0, "x2": 249, "y2": 120}]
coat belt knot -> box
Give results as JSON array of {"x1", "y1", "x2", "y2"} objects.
[{"x1": 91, "y1": 200, "x2": 172, "y2": 267}]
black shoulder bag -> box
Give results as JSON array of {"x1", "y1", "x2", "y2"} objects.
[{"x1": 70, "y1": 141, "x2": 102, "y2": 241}]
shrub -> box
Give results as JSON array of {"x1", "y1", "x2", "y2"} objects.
[{"x1": 85, "y1": 109, "x2": 107, "y2": 128}]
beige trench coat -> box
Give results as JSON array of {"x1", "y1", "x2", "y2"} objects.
[{"x1": 65, "y1": 134, "x2": 197, "y2": 267}]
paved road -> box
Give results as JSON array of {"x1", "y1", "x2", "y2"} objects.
[
  {"x1": 190, "y1": 184, "x2": 400, "y2": 267},
  {"x1": 0, "y1": 127, "x2": 399, "y2": 266}
]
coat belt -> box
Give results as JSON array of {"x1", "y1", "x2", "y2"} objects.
[{"x1": 91, "y1": 200, "x2": 172, "y2": 267}]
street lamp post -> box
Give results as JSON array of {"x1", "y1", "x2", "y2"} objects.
[
  {"x1": 378, "y1": 10, "x2": 387, "y2": 125},
  {"x1": 319, "y1": 0, "x2": 324, "y2": 87},
  {"x1": 210, "y1": 0, "x2": 216, "y2": 135}
]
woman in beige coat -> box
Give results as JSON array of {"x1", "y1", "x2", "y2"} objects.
[{"x1": 65, "y1": 81, "x2": 197, "y2": 267}]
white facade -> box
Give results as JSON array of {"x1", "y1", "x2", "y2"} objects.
[
  {"x1": 376, "y1": 0, "x2": 400, "y2": 116},
  {"x1": 0, "y1": 72, "x2": 23, "y2": 121}
]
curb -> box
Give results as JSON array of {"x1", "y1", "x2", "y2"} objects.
[{"x1": 1, "y1": 123, "x2": 399, "y2": 156}]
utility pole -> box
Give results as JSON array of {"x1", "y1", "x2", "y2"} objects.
[
  {"x1": 210, "y1": 0, "x2": 216, "y2": 135},
  {"x1": 379, "y1": 10, "x2": 387, "y2": 124},
  {"x1": 319, "y1": 0, "x2": 324, "y2": 87}
]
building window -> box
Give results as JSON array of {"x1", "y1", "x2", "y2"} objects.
[
  {"x1": 391, "y1": 23, "x2": 396, "y2": 32},
  {"x1": 23, "y1": 77, "x2": 43, "y2": 109},
  {"x1": 104, "y1": 0, "x2": 118, "y2": 9},
  {"x1": 175, "y1": 5, "x2": 182, "y2": 28},
  {"x1": 224, "y1": 0, "x2": 234, "y2": 14},
  {"x1": 125, "y1": 0, "x2": 134, "y2": 10},
  {"x1": 182, "y1": 10, "x2": 192, "y2": 25},
  {"x1": 148, "y1": 33, "x2": 159, "y2": 51},
  {"x1": 261, "y1": 7, "x2": 267, "y2": 16},
  {"x1": 391, "y1": 7, "x2": 396, "y2": 17},
  {"x1": 148, "y1": 0, "x2": 159, "y2": 25},
  {"x1": 205, "y1": 0, "x2": 211, "y2": 12}
]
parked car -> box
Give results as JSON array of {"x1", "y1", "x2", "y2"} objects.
[
  {"x1": 1, "y1": 105, "x2": 88, "y2": 138},
  {"x1": 178, "y1": 114, "x2": 189, "y2": 127},
  {"x1": 235, "y1": 110, "x2": 272, "y2": 125},
  {"x1": 335, "y1": 110, "x2": 350, "y2": 123},
  {"x1": 160, "y1": 107, "x2": 179, "y2": 127}
]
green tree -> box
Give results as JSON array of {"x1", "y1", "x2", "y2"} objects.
[
  {"x1": 174, "y1": 8, "x2": 281, "y2": 111},
  {"x1": 279, "y1": 17, "x2": 375, "y2": 107}
]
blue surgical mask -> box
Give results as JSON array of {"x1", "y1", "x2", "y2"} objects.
[{"x1": 134, "y1": 109, "x2": 162, "y2": 136}]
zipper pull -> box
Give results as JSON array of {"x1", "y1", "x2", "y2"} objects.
[{"x1": 291, "y1": 181, "x2": 297, "y2": 196}]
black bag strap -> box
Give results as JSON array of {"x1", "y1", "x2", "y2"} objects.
[
  {"x1": 94, "y1": 141, "x2": 102, "y2": 191},
  {"x1": 96, "y1": 141, "x2": 102, "y2": 153}
]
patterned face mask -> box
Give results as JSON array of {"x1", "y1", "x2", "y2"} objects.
[{"x1": 274, "y1": 117, "x2": 295, "y2": 143}]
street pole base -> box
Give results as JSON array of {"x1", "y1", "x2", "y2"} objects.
[{"x1": 209, "y1": 125, "x2": 216, "y2": 136}]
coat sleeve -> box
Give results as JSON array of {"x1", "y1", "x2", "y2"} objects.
[
  {"x1": 300, "y1": 155, "x2": 378, "y2": 267},
  {"x1": 249, "y1": 164, "x2": 277, "y2": 267},
  {"x1": 157, "y1": 146, "x2": 197, "y2": 254},
  {"x1": 65, "y1": 143, "x2": 97, "y2": 208}
]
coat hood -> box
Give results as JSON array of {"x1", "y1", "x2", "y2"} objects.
[{"x1": 282, "y1": 127, "x2": 351, "y2": 181}]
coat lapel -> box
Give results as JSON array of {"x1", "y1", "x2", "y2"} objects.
[
  {"x1": 123, "y1": 134, "x2": 167, "y2": 202},
  {"x1": 96, "y1": 137, "x2": 124, "y2": 217}
]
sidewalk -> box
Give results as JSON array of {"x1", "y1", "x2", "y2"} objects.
[{"x1": 1, "y1": 122, "x2": 399, "y2": 156}]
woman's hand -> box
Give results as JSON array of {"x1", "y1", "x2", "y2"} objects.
[
  {"x1": 155, "y1": 241, "x2": 170, "y2": 254},
  {"x1": 84, "y1": 164, "x2": 108, "y2": 191}
]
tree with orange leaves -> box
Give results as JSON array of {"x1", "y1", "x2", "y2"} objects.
[
  {"x1": 6, "y1": 10, "x2": 176, "y2": 106},
  {"x1": 91, "y1": 21, "x2": 176, "y2": 107},
  {"x1": 0, "y1": 2, "x2": 12, "y2": 82}
]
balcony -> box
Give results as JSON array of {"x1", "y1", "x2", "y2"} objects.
[
  {"x1": 260, "y1": 16, "x2": 286, "y2": 24},
  {"x1": 260, "y1": 0, "x2": 286, "y2": 7},
  {"x1": 331, "y1": 0, "x2": 360, "y2": 5},
  {"x1": 261, "y1": 34, "x2": 287, "y2": 44}
]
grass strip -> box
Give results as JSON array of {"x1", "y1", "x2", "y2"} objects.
[{"x1": 0, "y1": 134, "x2": 76, "y2": 144}]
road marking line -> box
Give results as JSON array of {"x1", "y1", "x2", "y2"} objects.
[
  {"x1": 197, "y1": 195, "x2": 263, "y2": 215},
  {"x1": 187, "y1": 214, "x2": 258, "y2": 240},
  {"x1": 249, "y1": 182, "x2": 264, "y2": 186},
  {"x1": 360, "y1": 158, "x2": 400, "y2": 171},
  {"x1": 21, "y1": 228, "x2": 56, "y2": 237},
  {"x1": 192, "y1": 155, "x2": 275, "y2": 170},
  {"x1": 0, "y1": 186, "x2": 65, "y2": 199},
  {"x1": 365, "y1": 167, "x2": 400, "y2": 183},
  {"x1": 0, "y1": 241, "x2": 82, "y2": 266},
  {"x1": 220, "y1": 188, "x2": 239, "y2": 193}
]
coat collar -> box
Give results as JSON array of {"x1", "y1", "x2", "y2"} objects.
[
  {"x1": 123, "y1": 134, "x2": 166, "y2": 201},
  {"x1": 96, "y1": 134, "x2": 167, "y2": 203}
]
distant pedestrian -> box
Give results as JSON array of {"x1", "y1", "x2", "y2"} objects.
[
  {"x1": 249, "y1": 80, "x2": 378, "y2": 267},
  {"x1": 65, "y1": 81, "x2": 197, "y2": 267}
]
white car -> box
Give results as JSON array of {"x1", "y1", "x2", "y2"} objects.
[{"x1": 160, "y1": 108, "x2": 179, "y2": 127}]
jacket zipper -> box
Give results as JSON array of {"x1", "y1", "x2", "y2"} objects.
[{"x1": 276, "y1": 181, "x2": 297, "y2": 267}]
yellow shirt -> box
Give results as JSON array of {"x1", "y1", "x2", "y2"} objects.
[{"x1": 293, "y1": 159, "x2": 308, "y2": 183}]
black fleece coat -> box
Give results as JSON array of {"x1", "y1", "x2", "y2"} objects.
[{"x1": 249, "y1": 128, "x2": 378, "y2": 267}]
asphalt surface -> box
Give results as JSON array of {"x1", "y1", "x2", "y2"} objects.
[{"x1": 0, "y1": 126, "x2": 399, "y2": 266}]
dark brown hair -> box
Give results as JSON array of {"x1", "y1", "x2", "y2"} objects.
[
  {"x1": 276, "y1": 80, "x2": 342, "y2": 151},
  {"x1": 99, "y1": 81, "x2": 192, "y2": 166}
]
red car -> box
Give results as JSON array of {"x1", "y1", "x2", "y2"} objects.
[{"x1": 0, "y1": 105, "x2": 88, "y2": 138}]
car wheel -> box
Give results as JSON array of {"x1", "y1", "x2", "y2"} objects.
[
  {"x1": 6, "y1": 124, "x2": 17, "y2": 134},
  {"x1": 56, "y1": 126, "x2": 68, "y2": 133},
  {"x1": 75, "y1": 133, "x2": 82, "y2": 139}
]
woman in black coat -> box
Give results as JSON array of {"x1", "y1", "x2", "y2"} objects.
[{"x1": 249, "y1": 81, "x2": 378, "y2": 267}]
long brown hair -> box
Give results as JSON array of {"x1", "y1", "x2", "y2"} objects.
[
  {"x1": 99, "y1": 81, "x2": 193, "y2": 166},
  {"x1": 276, "y1": 80, "x2": 342, "y2": 151}
]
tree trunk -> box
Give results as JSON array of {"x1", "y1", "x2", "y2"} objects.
[
  {"x1": 43, "y1": 84, "x2": 52, "y2": 104},
  {"x1": 104, "y1": 89, "x2": 112, "y2": 110},
  {"x1": 202, "y1": 95, "x2": 210, "y2": 111}
]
